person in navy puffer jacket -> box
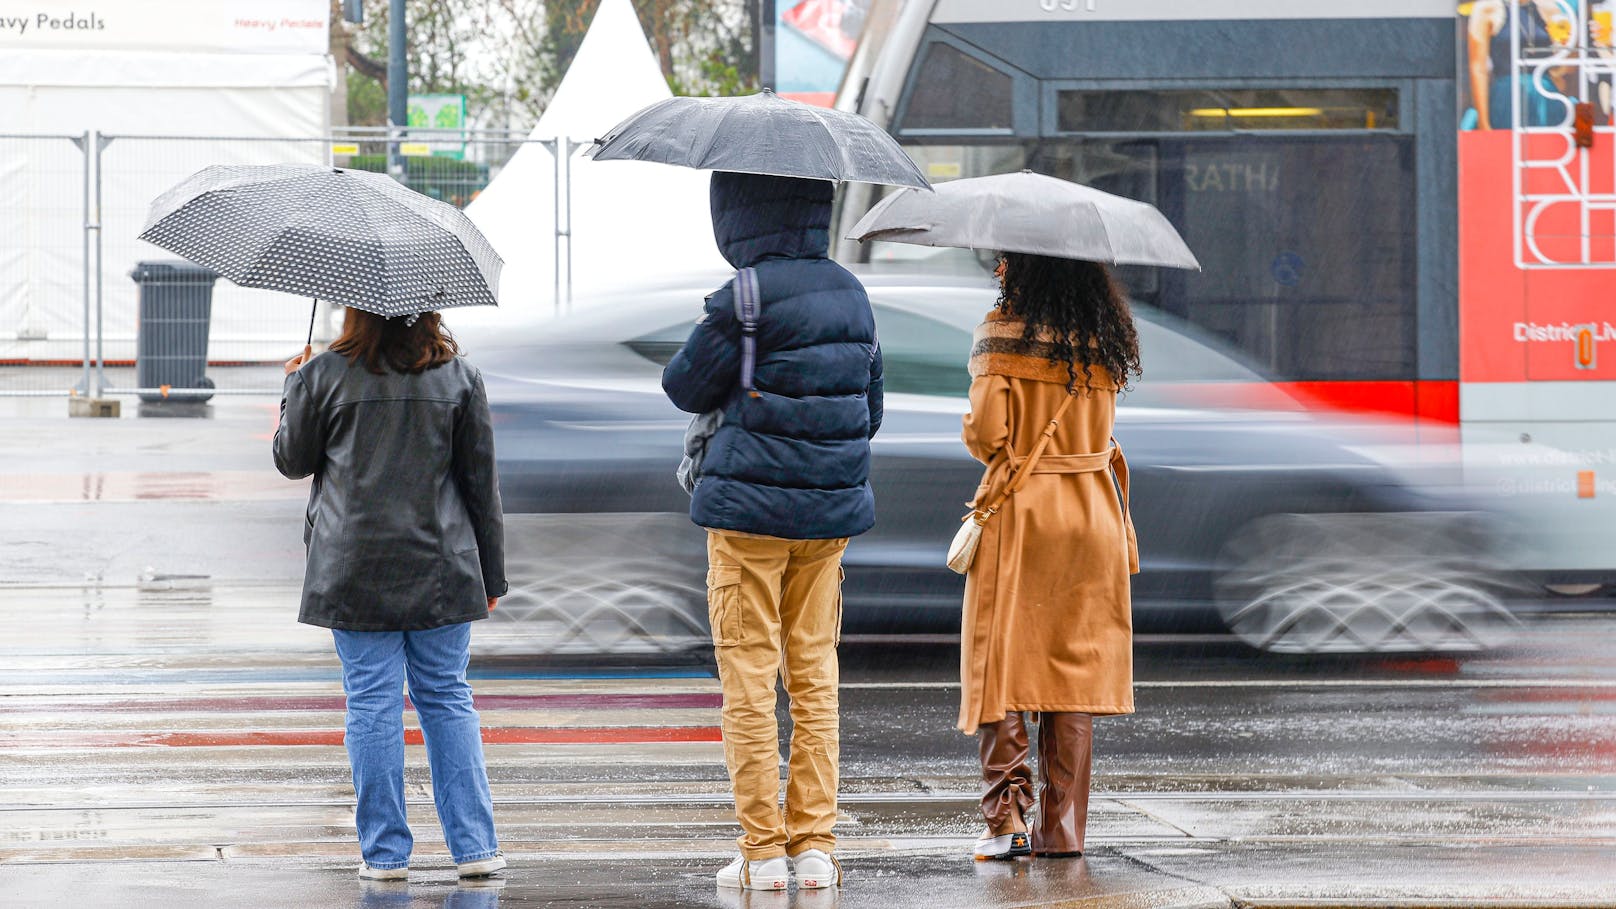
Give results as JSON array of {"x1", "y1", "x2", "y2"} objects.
[{"x1": 663, "y1": 171, "x2": 882, "y2": 892}]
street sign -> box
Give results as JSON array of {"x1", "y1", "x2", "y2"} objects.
[
  {"x1": 408, "y1": 94, "x2": 468, "y2": 131},
  {"x1": 406, "y1": 94, "x2": 469, "y2": 160}
]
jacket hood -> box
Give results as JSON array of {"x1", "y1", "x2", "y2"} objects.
[{"x1": 709, "y1": 172, "x2": 834, "y2": 268}]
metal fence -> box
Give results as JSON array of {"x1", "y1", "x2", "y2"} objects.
[
  {"x1": 0, "y1": 133, "x2": 93, "y2": 396},
  {"x1": 0, "y1": 129, "x2": 551, "y2": 401}
]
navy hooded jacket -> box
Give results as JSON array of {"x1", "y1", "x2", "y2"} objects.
[{"x1": 662, "y1": 172, "x2": 884, "y2": 540}]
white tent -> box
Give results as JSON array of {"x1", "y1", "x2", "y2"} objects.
[
  {"x1": 452, "y1": 0, "x2": 726, "y2": 332},
  {"x1": 0, "y1": 0, "x2": 333, "y2": 363}
]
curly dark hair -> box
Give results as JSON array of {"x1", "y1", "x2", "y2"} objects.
[{"x1": 996, "y1": 253, "x2": 1142, "y2": 392}]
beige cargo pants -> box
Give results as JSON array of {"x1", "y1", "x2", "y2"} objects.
[{"x1": 705, "y1": 529, "x2": 848, "y2": 860}]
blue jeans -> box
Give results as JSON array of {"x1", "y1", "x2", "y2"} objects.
[{"x1": 332, "y1": 622, "x2": 499, "y2": 868}]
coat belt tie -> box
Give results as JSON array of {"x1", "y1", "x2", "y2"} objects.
[
  {"x1": 1018, "y1": 450, "x2": 1115, "y2": 474},
  {"x1": 1004, "y1": 439, "x2": 1139, "y2": 574}
]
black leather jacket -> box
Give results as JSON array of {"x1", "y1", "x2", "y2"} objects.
[{"x1": 273, "y1": 351, "x2": 507, "y2": 631}]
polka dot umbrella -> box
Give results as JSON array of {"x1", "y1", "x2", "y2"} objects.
[{"x1": 140, "y1": 164, "x2": 502, "y2": 343}]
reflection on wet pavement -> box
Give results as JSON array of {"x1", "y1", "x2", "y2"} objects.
[{"x1": 0, "y1": 470, "x2": 308, "y2": 502}]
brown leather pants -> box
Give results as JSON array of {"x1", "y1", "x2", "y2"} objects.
[{"x1": 977, "y1": 712, "x2": 1093, "y2": 856}]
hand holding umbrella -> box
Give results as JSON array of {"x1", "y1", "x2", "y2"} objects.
[{"x1": 284, "y1": 345, "x2": 312, "y2": 376}]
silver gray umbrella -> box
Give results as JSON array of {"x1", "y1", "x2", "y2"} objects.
[
  {"x1": 140, "y1": 164, "x2": 502, "y2": 340},
  {"x1": 587, "y1": 89, "x2": 931, "y2": 190},
  {"x1": 847, "y1": 170, "x2": 1200, "y2": 269}
]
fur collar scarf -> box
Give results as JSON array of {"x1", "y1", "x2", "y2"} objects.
[{"x1": 968, "y1": 309, "x2": 1118, "y2": 390}]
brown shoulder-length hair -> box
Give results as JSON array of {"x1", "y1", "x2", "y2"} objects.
[{"x1": 329, "y1": 307, "x2": 460, "y2": 375}]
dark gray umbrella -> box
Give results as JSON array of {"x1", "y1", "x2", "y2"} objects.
[
  {"x1": 586, "y1": 89, "x2": 931, "y2": 190},
  {"x1": 140, "y1": 164, "x2": 502, "y2": 342},
  {"x1": 847, "y1": 170, "x2": 1200, "y2": 269}
]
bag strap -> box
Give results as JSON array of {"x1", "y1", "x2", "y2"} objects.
[
  {"x1": 733, "y1": 267, "x2": 761, "y2": 399},
  {"x1": 978, "y1": 392, "x2": 1077, "y2": 516}
]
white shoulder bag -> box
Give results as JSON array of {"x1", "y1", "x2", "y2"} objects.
[{"x1": 947, "y1": 393, "x2": 1075, "y2": 574}]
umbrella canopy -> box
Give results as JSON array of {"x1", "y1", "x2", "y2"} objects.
[
  {"x1": 140, "y1": 164, "x2": 503, "y2": 318},
  {"x1": 586, "y1": 89, "x2": 931, "y2": 190},
  {"x1": 847, "y1": 170, "x2": 1200, "y2": 270}
]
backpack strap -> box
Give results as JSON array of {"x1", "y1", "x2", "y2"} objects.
[{"x1": 733, "y1": 267, "x2": 761, "y2": 399}]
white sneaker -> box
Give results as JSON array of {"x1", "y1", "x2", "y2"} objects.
[
  {"x1": 715, "y1": 855, "x2": 790, "y2": 891},
  {"x1": 972, "y1": 828, "x2": 1031, "y2": 861},
  {"x1": 357, "y1": 862, "x2": 408, "y2": 881},
  {"x1": 792, "y1": 849, "x2": 841, "y2": 889},
  {"x1": 457, "y1": 852, "x2": 507, "y2": 878}
]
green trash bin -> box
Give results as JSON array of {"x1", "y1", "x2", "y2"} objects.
[{"x1": 130, "y1": 261, "x2": 219, "y2": 403}]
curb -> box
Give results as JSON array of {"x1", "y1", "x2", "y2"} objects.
[
  {"x1": 1031, "y1": 888, "x2": 1232, "y2": 909},
  {"x1": 1221, "y1": 892, "x2": 1616, "y2": 899}
]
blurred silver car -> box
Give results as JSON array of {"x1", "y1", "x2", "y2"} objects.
[{"x1": 460, "y1": 270, "x2": 1516, "y2": 656}]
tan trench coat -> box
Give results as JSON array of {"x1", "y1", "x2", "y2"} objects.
[{"x1": 957, "y1": 371, "x2": 1139, "y2": 732}]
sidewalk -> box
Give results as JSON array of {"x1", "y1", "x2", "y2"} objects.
[{"x1": 3, "y1": 843, "x2": 1613, "y2": 908}]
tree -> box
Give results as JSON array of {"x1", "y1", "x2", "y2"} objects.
[
  {"x1": 332, "y1": 0, "x2": 758, "y2": 131},
  {"x1": 540, "y1": 0, "x2": 757, "y2": 98},
  {"x1": 340, "y1": 0, "x2": 549, "y2": 129}
]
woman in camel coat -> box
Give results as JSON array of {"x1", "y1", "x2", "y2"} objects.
[{"x1": 959, "y1": 252, "x2": 1140, "y2": 861}]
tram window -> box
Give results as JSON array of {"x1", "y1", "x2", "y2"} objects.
[
  {"x1": 859, "y1": 134, "x2": 1417, "y2": 381},
  {"x1": 900, "y1": 43, "x2": 1014, "y2": 131},
  {"x1": 1159, "y1": 136, "x2": 1418, "y2": 381},
  {"x1": 1056, "y1": 89, "x2": 1399, "y2": 133},
  {"x1": 1019, "y1": 135, "x2": 1416, "y2": 381}
]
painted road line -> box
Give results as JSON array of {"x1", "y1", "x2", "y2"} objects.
[
  {"x1": 470, "y1": 668, "x2": 714, "y2": 680},
  {"x1": 0, "y1": 693, "x2": 723, "y2": 713},
  {"x1": 9, "y1": 789, "x2": 1614, "y2": 811},
  {"x1": 839, "y1": 679, "x2": 1616, "y2": 689},
  {"x1": 8, "y1": 674, "x2": 1615, "y2": 690},
  {"x1": 4, "y1": 726, "x2": 722, "y2": 748},
  {"x1": 0, "y1": 679, "x2": 723, "y2": 699},
  {"x1": 0, "y1": 666, "x2": 715, "y2": 686},
  {"x1": 0, "y1": 711, "x2": 721, "y2": 735}
]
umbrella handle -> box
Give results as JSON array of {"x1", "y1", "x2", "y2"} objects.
[{"x1": 307, "y1": 299, "x2": 318, "y2": 348}]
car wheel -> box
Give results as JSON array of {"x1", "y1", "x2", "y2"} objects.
[
  {"x1": 472, "y1": 513, "x2": 710, "y2": 657},
  {"x1": 1213, "y1": 512, "x2": 1520, "y2": 654}
]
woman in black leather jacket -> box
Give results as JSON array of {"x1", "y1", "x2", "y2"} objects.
[{"x1": 274, "y1": 307, "x2": 507, "y2": 882}]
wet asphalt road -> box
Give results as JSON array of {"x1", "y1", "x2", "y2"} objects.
[
  {"x1": 2, "y1": 581, "x2": 1615, "y2": 906},
  {"x1": 3, "y1": 391, "x2": 1616, "y2": 906}
]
